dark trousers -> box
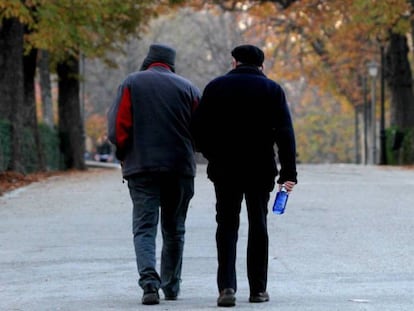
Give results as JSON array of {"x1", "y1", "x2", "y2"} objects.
[
  {"x1": 127, "y1": 172, "x2": 194, "y2": 297},
  {"x1": 213, "y1": 180, "x2": 270, "y2": 294}
]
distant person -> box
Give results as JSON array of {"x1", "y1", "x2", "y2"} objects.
[
  {"x1": 95, "y1": 136, "x2": 112, "y2": 162},
  {"x1": 107, "y1": 44, "x2": 201, "y2": 305},
  {"x1": 191, "y1": 44, "x2": 297, "y2": 307}
]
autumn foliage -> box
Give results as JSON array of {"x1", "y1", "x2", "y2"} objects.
[{"x1": 2, "y1": 0, "x2": 414, "y2": 168}]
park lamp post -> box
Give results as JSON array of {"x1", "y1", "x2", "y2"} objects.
[
  {"x1": 367, "y1": 60, "x2": 378, "y2": 165},
  {"x1": 379, "y1": 46, "x2": 387, "y2": 165}
]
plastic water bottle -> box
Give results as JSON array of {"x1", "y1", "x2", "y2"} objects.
[{"x1": 272, "y1": 185, "x2": 289, "y2": 214}]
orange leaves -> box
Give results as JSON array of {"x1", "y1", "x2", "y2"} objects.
[
  {"x1": 237, "y1": 0, "x2": 411, "y2": 110},
  {"x1": 0, "y1": 0, "x2": 33, "y2": 24},
  {"x1": 2, "y1": 0, "x2": 160, "y2": 60},
  {"x1": 85, "y1": 114, "x2": 107, "y2": 144}
]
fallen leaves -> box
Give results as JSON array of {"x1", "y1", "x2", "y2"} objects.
[{"x1": 0, "y1": 171, "x2": 60, "y2": 196}]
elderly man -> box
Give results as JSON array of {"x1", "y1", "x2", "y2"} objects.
[
  {"x1": 108, "y1": 44, "x2": 200, "y2": 305},
  {"x1": 191, "y1": 44, "x2": 297, "y2": 307}
]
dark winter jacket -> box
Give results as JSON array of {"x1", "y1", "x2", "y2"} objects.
[
  {"x1": 191, "y1": 65, "x2": 297, "y2": 190},
  {"x1": 107, "y1": 64, "x2": 201, "y2": 178}
]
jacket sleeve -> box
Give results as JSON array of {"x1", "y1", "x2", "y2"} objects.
[
  {"x1": 107, "y1": 83, "x2": 133, "y2": 161},
  {"x1": 191, "y1": 85, "x2": 201, "y2": 113},
  {"x1": 190, "y1": 84, "x2": 214, "y2": 158},
  {"x1": 273, "y1": 86, "x2": 298, "y2": 184}
]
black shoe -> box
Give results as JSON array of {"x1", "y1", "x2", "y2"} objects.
[
  {"x1": 142, "y1": 285, "x2": 160, "y2": 305},
  {"x1": 164, "y1": 295, "x2": 177, "y2": 301},
  {"x1": 249, "y1": 291, "x2": 269, "y2": 303},
  {"x1": 163, "y1": 289, "x2": 179, "y2": 300},
  {"x1": 217, "y1": 288, "x2": 236, "y2": 307}
]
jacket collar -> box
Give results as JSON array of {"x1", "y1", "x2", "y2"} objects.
[
  {"x1": 228, "y1": 64, "x2": 266, "y2": 77},
  {"x1": 148, "y1": 62, "x2": 173, "y2": 71}
]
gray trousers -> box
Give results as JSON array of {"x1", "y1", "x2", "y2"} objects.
[{"x1": 127, "y1": 172, "x2": 194, "y2": 296}]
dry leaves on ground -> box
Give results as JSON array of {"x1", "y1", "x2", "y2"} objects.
[
  {"x1": 0, "y1": 171, "x2": 62, "y2": 196},
  {"x1": 0, "y1": 168, "x2": 111, "y2": 196}
]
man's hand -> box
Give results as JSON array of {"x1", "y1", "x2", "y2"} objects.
[{"x1": 278, "y1": 181, "x2": 296, "y2": 193}]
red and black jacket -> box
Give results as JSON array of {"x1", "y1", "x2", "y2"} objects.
[{"x1": 107, "y1": 64, "x2": 200, "y2": 178}]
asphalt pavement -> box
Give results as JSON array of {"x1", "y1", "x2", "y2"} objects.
[{"x1": 0, "y1": 163, "x2": 413, "y2": 310}]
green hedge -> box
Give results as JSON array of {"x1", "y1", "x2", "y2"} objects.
[
  {"x1": 0, "y1": 119, "x2": 61, "y2": 173},
  {"x1": 386, "y1": 127, "x2": 414, "y2": 165},
  {"x1": 39, "y1": 123, "x2": 62, "y2": 170},
  {"x1": 0, "y1": 120, "x2": 11, "y2": 172}
]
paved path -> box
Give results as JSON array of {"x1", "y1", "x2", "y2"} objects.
[{"x1": 0, "y1": 164, "x2": 413, "y2": 310}]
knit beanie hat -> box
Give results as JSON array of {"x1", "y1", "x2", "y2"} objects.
[
  {"x1": 140, "y1": 44, "x2": 176, "y2": 72},
  {"x1": 231, "y1": 44, "x2": 264, "y2": 67}
]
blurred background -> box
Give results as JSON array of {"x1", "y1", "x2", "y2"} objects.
[{"x1": 1, "y1": 0, "x2": 414, "y2": 174}]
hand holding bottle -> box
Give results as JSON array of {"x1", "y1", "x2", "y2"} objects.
[
  {"x1": 273, "y1": 181, "x2": 296, "y2": 214},
  {"x1": 278, "y1": 181, "x2": 296, "y2": 193}
]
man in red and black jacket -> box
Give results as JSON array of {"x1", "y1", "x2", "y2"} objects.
[{"x1": 107, "y1": 44, "x2": 200, "y2": 305}]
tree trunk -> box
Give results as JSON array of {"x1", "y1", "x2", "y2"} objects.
[
  {"x1": 39, "y1": 50, "x2": 54, "y2": 127},
  {"x1": 57, "y1": 54, "x2": 86, "y2": 170},
  {"x1": 23, "y1": 47, "x2": 46, "y2": 171},
  {"x1": 0, "y1": 18, "x2": 25, "y2": 172},
  {"x1": 0, "y1": 22, "x2": 10, "y2": 120},
  {"x1": 386, "y1": 32, "x2": 414, "y2": 164},
  {"x1": 385, "y1": 33, "x2": 414, "y2": 129},
  {"x1": 411, "y1": 0, "x2": 414, "y2": 58}
]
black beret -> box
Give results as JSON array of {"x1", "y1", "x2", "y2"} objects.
[{"x1": 231, "y1": 45, "x2": 264, "y2": 67}]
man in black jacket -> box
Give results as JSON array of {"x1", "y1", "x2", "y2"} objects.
[{"x1": 191, "y1": 45, "x2": 297, "y2": 307}]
